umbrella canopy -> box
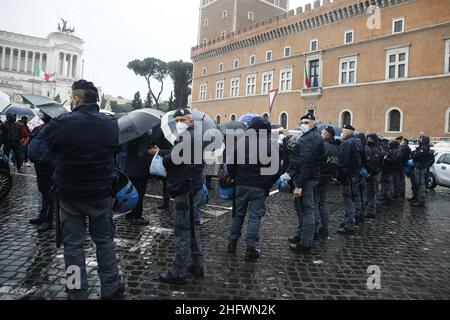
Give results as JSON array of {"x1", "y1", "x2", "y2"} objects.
[
  {"x1": 1, "y1": 105, "x2": 36, "y2": 118},
  {"x1": 239, "y1": 113, "x2": 260, "y2": 125},
  {"x1": 0, "y1": 91, "x2": 10, "y2": 113},
  {"x1": 219, "y1": 121, "x2": 247, "y2": 134},
  {"x1": 20, "y1": 94, "x2": 67, "y2": 118},
  {"x1": 161, "y1": 109, "x2": 225, "y2": 162},
  {"x1": 317, "y1": 124, "x2": 342, "y2": 137},
  {"x1": 118, "y1": 109, "x2": 165, "y2": 145}
]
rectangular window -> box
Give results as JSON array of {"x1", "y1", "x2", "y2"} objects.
[
  {"x1": 339, "y1": 56, "x2": 358, "y2": 85},
  {"x1": 216, "y1": 81, "x2": 224, "y2": 99},
  {"x1": 219, "y1": 63, "x2": 224, "y2": 72},
  {"x1": 223, "y1": 10, "x2": 228, "y2": 19},
  {"x1": 248, "y1": 12, "x2": 254, "y2": 21},
  {"x1": 266, "y1": 51, "x2": 273, "y2": 61},
  {"x1": 344, "y1": 30, "x2": 354, "y2": 44},
  {"x1": 392, "y1": 17, "x2": 404, "y2": 34},
  {"x1": 230, "y1": 78, "x2": 240, "y2": 97},
  {"x1": 203, "y1": 38, "x2": 208, "y2": 45},
  {"x1": 284, "y1": 46, "x2": 291, "y2": 58},
  {"x1": 250, "y1": 55, "x2": 256, "y2": 65},
  {"x1": 202, "y1": 67, "x2": 207, "y2": 76},
  {"x1": 234, "y1": 59, "x2": 240, "y2": 69},
  {"x1": 445, "y1": 39, "x2": 450, "y2": 74},
  {"x1": 262, "y1": 71, "x2": 273, "y2": 94},
  {"x1": 308, "y1": 60, "x2": 320, "y2": 87},
  {"x1": 199, "y1": 83, "x2": 207, "y2": 101},
  {"x1": 310, "y1": 39, "x2": 318, "y2": 52},
  {"x1": 246, "y1": 74, "x2": 257, "y2": 95},
  {"x1": 280, "y1": 68, "x2": 292, "y2": 92},
  {"x1": 386, "y1": 47, "x2": 409, "y2": 79}
]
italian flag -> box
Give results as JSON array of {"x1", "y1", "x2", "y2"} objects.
[
  {"x1": 34, "y1": 65, "x2": 53, "y2": 81},
  {"x1": 304, "y1": 63, "x2": 310, "y2": 88}
]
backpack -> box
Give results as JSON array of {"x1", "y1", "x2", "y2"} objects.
[{"x1": 28, "y1": 125, "x2": 50, "y2": 163}]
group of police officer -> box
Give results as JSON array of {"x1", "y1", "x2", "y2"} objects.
[{"x1": 2, "y1": 78, "x2": 436, "y2": 299}]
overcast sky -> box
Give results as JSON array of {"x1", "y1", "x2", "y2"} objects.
[{"x1": 1, "y1": 0, "x2": 311, "y2": 101}]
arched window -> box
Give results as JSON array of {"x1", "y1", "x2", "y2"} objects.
[
  {"x1": 230, "y1": 114, "x2": 236, "y2": 121},
  {"x1": 445, "y1": 107, "x2": 450, "y2": 134},
  {"x1": 385, "y1": 108, "x2": 403, "y2": 132},
  {"x1": 339, "y1": 109, "x2": 353, "y2": 127},
  {"x1": 216, "y1": 114, "x2": 221, "y2": 125},
  {"x1": 263, "y1": 113, "x2": 269, "y2": 121},
  {"x1": 279, "y1": 112, "x2": 288, "y2": 129}
]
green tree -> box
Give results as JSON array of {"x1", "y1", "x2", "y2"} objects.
[
  {"x1": 168, "y1": 91, "x2": 176, "y2": 111},
  {"x1": 132, "y1": 91, "x2": 143, "y2": 110},
  {"x1": 144, "y1": 92, "x2": 153, "y2": 109},
  {"x1": 167, "y1": 60, "x2": 193, "y2": 108},
  {"x1": 127, "y1": 58, "x2": 168, "y2": 110}
]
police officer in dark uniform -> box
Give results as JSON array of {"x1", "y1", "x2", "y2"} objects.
[
  {"x1": 337, "y1": 125, "x2": 363, "y2": 235},
  {"x1": 45, "y1": 80, "x2": 123, "y2": 300},
  {"x1": 289, "y1": 114, "x2": 324, "y2": 253},
  {"x1": 149, "y1": 108, "x2": 205, "y2": 284},
  {"x1": 380, "y1": 141, "x2": 402, "y2": 206},
  {"x1": 411, "y1": 136, "x2": 434, "y2": 207},
  {"x1": 365, "y1": 133, "x2": 383, "y2": 219}
]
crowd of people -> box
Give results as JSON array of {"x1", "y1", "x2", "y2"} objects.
[{"x1": 0, "y1": 79, "x2": 437, "y2": 300}]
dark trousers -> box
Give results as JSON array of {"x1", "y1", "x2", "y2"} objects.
[
  {"x1": 382, "y1": 172, "x2": 395, "y2": 201},
  {"x1": 60, "y1": 196, "x2": 121, "y2": 300},
  {"x1": 314, "y1": 178, "x2": 330, "y2": 233},
  {"x1": 35, "y1": 162, "x2": 55, "y2": 223},
  {"x1": 3, "y1": 145, "x2": 21, "y2": 170},
  {"x1": 129, "y1": 177, "x2": 148, "y2": 219},
  {"x1": 396, "y1": 167, "x2": 407, "y2": 198},
  {"x1": 296, "y1": 180, "x2": 319, "y2": 248}
]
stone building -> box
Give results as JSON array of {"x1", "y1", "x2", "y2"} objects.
[
  {"x1": 191, "y1": 0, "x2": 450, "y2": 138},
  {"x1": 0, "y1": 30, "x2": 84, "y2": 104}
]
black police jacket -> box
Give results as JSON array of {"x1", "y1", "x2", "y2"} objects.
[
  {"x1": 383, "y1": 148, "x2": 402, "y2": 174},
  {"x1": 337, "y1": 135, "x2": 363, "y2": 182},
  {"x1": 412, "y1": 145, "x2": 434, "y2": 169},
  {"x1": 125, "y1": 133, "x2": 153, "y2": 179},
  {"x1": 366, "y1": 143, "x2": 383, "y2": 175},
  {"x1": 45, "y1": 103, "x2": 119, "y2": 200},
  {"x1": 291, "y1": 127, "x2": 325, "y2": 188},
  {"x1": 162, "y1": 127, "x2": 205, "y2": 198},
  {"x1": 227, "y1": 134, "x2": 281, "y2": 195},
  {"x1": 320, "y1": 137, "x2": 340, "y2": 179},
  {"x1": 400, "y1": 144, "x2": 412, "y2": 166}
]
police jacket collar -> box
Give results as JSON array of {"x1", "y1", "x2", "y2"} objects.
[{"x1": 72, "y1": 103, "x2": 100, "y2": 113}]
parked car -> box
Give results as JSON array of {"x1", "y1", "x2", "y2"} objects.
[
  {"x1": 0, "y1": 151, "x2": 13, "y2": 199},
  {"x1": 428, "y1": 151, "x2": 450, "y2": 189}
]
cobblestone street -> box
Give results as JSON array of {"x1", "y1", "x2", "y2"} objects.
[{"x1": 0, "y1": 167, "x2": 449, "y2": 300}]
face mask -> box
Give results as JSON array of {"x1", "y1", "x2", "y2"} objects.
[
  {"x1": 176, "y1": 122, "x2": 188, "y2": 134},
  {"x1": 300, "y1": 124, "x2": 310, "y2": 134}
]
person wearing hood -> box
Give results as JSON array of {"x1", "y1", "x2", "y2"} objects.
[
  {"x1": 380, "y1": 140, "x2": 402, "y2": 206},
  {"x1": 288, "y1": 114, "x2": 325, "y2": 254},
  {"x1": 365, "y1": 133, "x2": 383, "y2": 219},
  {"x1": 411, "y1": 136, "x2": 434, "y2": 207},
  {"x1": 336, "y1": 125, "x2": 363, "y2": 235},
  {"x1": 149, "y1": 108, "x2": 205, "y2": 284},
  {"x1": 313, "y1": 125, "x2": 339, "y2": 239},
  {"x1": 45, "y1": 80, "x2": 123, "y2": 300},
  {"x1": 226, "y1": 116, "x2": 281, "y2": 260},
  {"x1": 1, "y1": 112, "x2": 23, "y2": 171},
  {"x1": 396, "y1": 137, "x2": 412, "y2": 199}
]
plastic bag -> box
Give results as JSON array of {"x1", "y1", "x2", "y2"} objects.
[{"x1": 149, "y1": 152, "x2": 167, "y2": 177}]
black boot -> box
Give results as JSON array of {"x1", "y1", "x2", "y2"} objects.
[
  {"x1": 288, "y1": 236, "x2": 301, "y2": 244},
  {"x1": 189, "y1": 265, "x2": 204, "y2": 278},
  {"x1": 157, "y1": 197, "x2": 170, "y2": 210},
  {"x1": 29, "y1": 218, "x2": 43, "y2": 225},
  {"x1": 289, "y1": 243, "x2": 311, "y2": 254},
  {"x1": 101, "y1": 283, "x2": 125, "y2": 300},
  {"x1": 245, "y1": 247, "x2": 261, "y2": 260},
  {"x1": 227, "y1": 241, "x2": 237, "y2": 253},
  {"x1": 38, "y1": 222, "x2": 52, "y2": 233},
  {"x1": 159, "y1": 271, "x2": 186, "y2": 285}
]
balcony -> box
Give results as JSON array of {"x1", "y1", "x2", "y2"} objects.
[{"x1": 301, "y1": 87, "x2": 322, "y2": 97}]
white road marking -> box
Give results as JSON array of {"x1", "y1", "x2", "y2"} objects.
[
  {"x1": 10, "y1": 172, "x2": 37, "y2": 178},
  {"x1": 145, "y1": 194, "x2": 232, "y2": 211},
  {"x1": 269, "y1": 190, "x2": 280, "y2": 196}
]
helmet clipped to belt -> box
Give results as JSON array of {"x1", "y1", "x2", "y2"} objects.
[{"x1": 112, "y1": 169, "x2": 139, "y2": 213}]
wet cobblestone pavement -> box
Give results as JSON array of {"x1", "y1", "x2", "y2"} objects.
[{"x1": 1, "y1": 166, "x2": 449, "y2": 300}]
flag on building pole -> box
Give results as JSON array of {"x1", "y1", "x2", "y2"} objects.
[
  {"x1": 269, "y1": 88, "x2": 278, "y2": 115},
  {"x1": 304, "y1": 63, "x2": 311, "y2": 88}
]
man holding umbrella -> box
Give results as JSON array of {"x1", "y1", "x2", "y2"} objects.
[{"x1": 149, "y1": 108, "x2": 205, "y2": 284}]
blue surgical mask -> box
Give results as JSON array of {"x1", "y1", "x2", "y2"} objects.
[{"x1": 300, "y1": 124, "x2": 310, "y2": 134}]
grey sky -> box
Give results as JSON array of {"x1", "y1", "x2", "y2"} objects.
[{"x1": 1, "y1": 0, "x2": 310, "y2": 101}]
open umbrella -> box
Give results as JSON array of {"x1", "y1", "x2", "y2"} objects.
[
  {"x1": 317, "y1": 124, "x2": 342, "y2": 137},
  {"x1": 161, "y1": 109, "x2": 225, "y2": 161},
  {"x1": 219, "y1": 121, "x2": 247, "y2": 135},
  {"x1": 0, "y1": 91, "x2": 10, "y2": 113},
  {"x1": 118, "y1": 108, "x2": 165, "y2": 145},
  {"x1": 239, "y1": 113, "x2": 260, "y2": 125},
  {"x1": 20, "y1": 94, "x2": 67, "y2": 118},
  {"x1": 1, "y1": 105, "x2": 36, "y2": 118}
]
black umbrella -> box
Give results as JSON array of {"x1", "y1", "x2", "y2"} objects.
[
  {"x1": 20, "y1": 94, "x2": 67, "y2": 118},
  {"x1": 219, "y1": 121, "x2": 247, "y2": 135},
  {"x1": 1, "y1": 105, "x2": 36, "y2": 118},
  {"x1": 118, "y1": 109, "x2": 165, "y2": 145}
]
